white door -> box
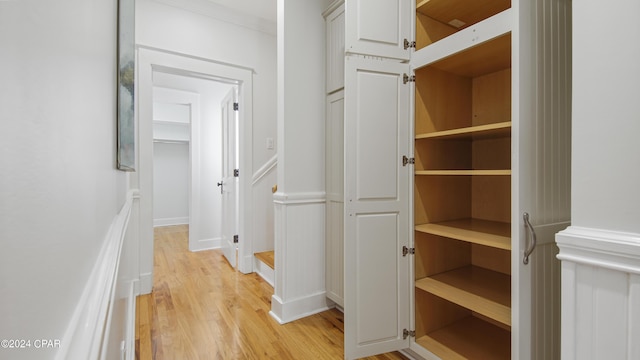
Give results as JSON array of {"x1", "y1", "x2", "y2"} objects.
[
  {"x1": 345, "y1": 0, "x2": 411, "y2": 61},
  {"x1": 344, "y1": 57, "x2": 411, "y2": 359},
  {"x1": 220, "y1": 87, "x2": 239, "y2": 268}
]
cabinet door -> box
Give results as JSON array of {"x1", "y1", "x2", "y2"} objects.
[
  {"x1": 344, "y1": 57, "x2": 411, "y2": 359},
  {"x1": 345, "y1": 0, "x2": 411, "y2": 60}
]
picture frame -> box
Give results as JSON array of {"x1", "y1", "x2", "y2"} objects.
[{"x1": 117, "y1": 0, "x2": 135, "y2": 171}]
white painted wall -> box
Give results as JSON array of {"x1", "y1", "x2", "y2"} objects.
[
  {"x1": 571, "y1": 0, "x2": 640, "y2": 233},
  {"x1": 0, "y1": 0, "x2": 128, "y2": 358},
  {"x1": 137, "y1": 0, "x2": 277, "y2": 172},
  {"x1": 153, "y1": 142, "x2": 190, "y2": 226},
  {"x1": 153, "y1": 102, "x2": 190, "y2": 226},
  {"x1": 557, "y1": 1, "x2": 640, "y2": 359}
]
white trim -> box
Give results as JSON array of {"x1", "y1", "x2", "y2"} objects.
[
  {"x1": 56, "y1": 190, "x2": 135, "y2": 360},
  {"x1": 139, "y1": 272, "x2": 153, "y2": 294},
  {"x1": 269, "y1": 292, "x2": 331, "y2": 324},
  {"x1": 254, "y1": 257, "x2": 275, "y2": 287},
  {"x1": 252, "y1": 154, "x2": 277, "y2": 185},
  {"x1": 136, "y1": 46, "x2": 255, "y2": 285},
  {"x1": 153, "y1": 217, "x2": 189, "y2": 227},
  {"x1": 556, "y1": 226, "x2": 640, "y2": 275},
  {"x1": 322, "y1": 0, "x2": 345, "y2": 18},
  {"x1": 272, "y1": 191, "x2": 326, "y2": 204},
  {"x1": 190, "y1": 237, "x2": 222, "y2": 252}
]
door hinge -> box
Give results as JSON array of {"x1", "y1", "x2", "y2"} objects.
[
  {"x1": 233, "y1": 102, "x2": 239, "y2": 111},
  {"x1": 234, "y1": 169, "x2": 239, "y2": 177},
  {"x1": 402, "y1": 246, "x2": 415, "y2": 257},
  {"x1": 403, "y1": 73, "x2": 415, "y2": 84},
  {"x1": 403, "y1": 329, "x2": 416, "y2": 339},
  {"x1": 403, "y1": 38, "x2": 416, "y2": 50},
  {"x1": 233, "y1": 235, "x2": 239, "y2": 243},
  {"x1": 402, "y1": 155, "x2": 415, "y2": 166}
]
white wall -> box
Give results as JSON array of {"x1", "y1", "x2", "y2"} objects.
[
  {"x1": 557, "y1": 1, "x2": 640, "y2": 359},
  {"x1": 0, "y1": 0, "x2": 128, "y2": 358},
  {"x1": 153, "y1": 142, "x2": 190, "y2": 226},
  {"x1": 153, "y1": 102, "x2": 190, "y2": 226},
  {"x1": 137, "y1": 0, "x2": 277, "y2": 172}
]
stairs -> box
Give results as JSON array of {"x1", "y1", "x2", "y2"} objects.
[{"x1": 254, "y1": 250, "x2": 275, "y2": 287}]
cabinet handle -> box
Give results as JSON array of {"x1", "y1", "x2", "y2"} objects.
[{"x1": 523, "y1": 212, "x2": 537, "y2": 265}]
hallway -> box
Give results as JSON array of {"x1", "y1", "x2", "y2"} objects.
[{"x1": 135, "y1": 225, "x2": 407, "y2": 359}]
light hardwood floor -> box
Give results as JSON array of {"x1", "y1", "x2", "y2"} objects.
[{"x1": 136, "y1": 225, "x2": 407, "y2": 360}]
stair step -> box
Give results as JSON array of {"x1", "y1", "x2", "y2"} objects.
[{"x1": 255, "y1": 251, "x2": 275, "y2": 270}]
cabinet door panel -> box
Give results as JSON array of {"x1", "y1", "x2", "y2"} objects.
[
  {"x1": 345, "y1": 0, "x2": 411, "y2": 60},
  {"x1": 344, "y1": 57, "x2": 410, "y2": 359}
]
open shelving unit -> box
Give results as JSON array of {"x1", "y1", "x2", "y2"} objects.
[{"x1": 412, "y1": 1, "x2": 513, "y2": 358}]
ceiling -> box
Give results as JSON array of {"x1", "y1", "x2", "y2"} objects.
[{"x1": 204, "y1": 0, "x2": 277, "y2": 23}]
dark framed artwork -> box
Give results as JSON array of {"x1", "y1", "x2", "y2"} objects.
[{"x1": 117, "y1": 0, "x2": 135, "y2": 171}]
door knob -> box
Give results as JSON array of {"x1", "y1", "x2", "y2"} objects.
[{"x1": 217, "y1": 181, "x2": 223, "y2": 194}]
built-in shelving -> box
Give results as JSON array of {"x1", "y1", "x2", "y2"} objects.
[
  {"x1": 415, "y1": 170, "x2": 511, "y2": 176},
  {"x1": 415, "y1": 0, "x2": 511, "y2": 51},
  {"x1": 416, "y1": 266, "x2": 511, "y2": 326},
  {"x1": 415, "y1": 121, "x2": 511, "y2": 140},
  {"x1": 413, "y1": 1, "x2": 513, "y2": 358},
  {"x1": 415, "y1": 219, "x2": 510, "y2": 250},
  {"x1": 415, "y1": 316, "x2": 511, "y2": 360}
]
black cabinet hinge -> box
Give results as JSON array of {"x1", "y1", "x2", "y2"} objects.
[
  {"x1": 402, "y1": 246, "x2": 415, "y2": 257},
  {"x1": 403, "y1": 38, "x2": 416, "y2": 50},
  {"x1": 233, "y1": 235, "x2": 239, "y2": 243},
  {"x1": 402, "y1": 155, "x2": 415, "y2": 166},
  {"x1": 233, "y1": 102, "x2": 239, "y2": 111},
  {"x1": 403, "y1": 329, "x2": 416, "y2": 339},
  {"x1": 403, "y1": 73, "x2": 415, "y2": 84},
  {"x1": 234, "y1": 169, "x2": 239, "y2": 177}
]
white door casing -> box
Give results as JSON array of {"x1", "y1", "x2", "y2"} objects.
[
  {"x1": 136, "y1": 48, "x2": 255, "y2": 294},
  {"x1": 344, "y1": 56, "x2": 411, "y2": 359}
]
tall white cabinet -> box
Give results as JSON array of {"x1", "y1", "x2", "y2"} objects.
[{"x1": 326, "y1": 1, "x2": 572, "y2": 359}]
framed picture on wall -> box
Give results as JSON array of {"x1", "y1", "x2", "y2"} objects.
[{"x1": 117, "y1": 0, "x2": 135, "y2": 171}]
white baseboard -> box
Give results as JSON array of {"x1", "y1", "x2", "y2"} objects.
[
  {"x1": 254, "y1": 257, "x2": 274, "y2": 287},
  {"x1": 269, "y1": 292, "x2": 332, "y2": 324},
  {"x1": 139, "y1": 272, "x2": 153, "y2": 295},
  {"x1": 190, "y1": 237, "x2": 222, "y2": 252},
  {"x1": 153, "y1": 217, "x2": 189, "y2": 227}
]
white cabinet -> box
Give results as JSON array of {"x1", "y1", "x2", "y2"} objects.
[{"x1": 331, "y1": 1, "x2": 571, "y2": 359}]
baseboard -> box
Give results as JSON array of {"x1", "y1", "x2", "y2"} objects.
[
  {"x1": 269, "y1": 292, "x2": 331, "y2": 324},
  {"x1": 153, "y1": 217, "x2": 188, "y2": 227},
  {"x1": 254, "y1": 257, "x2": 274, "y2": 287},
  {"x1": 139, "y1": 272, "x2": 153, "y2": 295},
  {"x1": 56, "y1": 190, "x2": 135, "y2": 360},
  {"x1": 190, "y1": 237, "x2": 222, "y2": 252}
]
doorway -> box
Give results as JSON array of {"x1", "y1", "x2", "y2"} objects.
[{"x1": 136, "y1": 47, "x2": 255, "y2": 294}]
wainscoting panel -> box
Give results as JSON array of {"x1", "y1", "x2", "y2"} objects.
[{"x1": 557, "y1": 226, "x2": 640, "y2": 360}]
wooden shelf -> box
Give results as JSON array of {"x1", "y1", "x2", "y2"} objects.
[
  {"x1": 416, "y1": 121, "x2": 511, "y2": 140},
  {"x1": 416, "y1": 266, "x2": 511, "y2": 326},
  {"x1": 415, "y1": 219, "x2": 510, "y2": 250},
  {"x1": 416, "y1": 0, "x2": 511, "y2": 32},
  {"x1": 415, "y1": 316, "x2": 511, "y2": 360},
  {"x1": 415, "y1": 169, "x2": 510, "y2": 176}
]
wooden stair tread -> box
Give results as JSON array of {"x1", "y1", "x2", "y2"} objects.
[{"x1": 255, "y1": 251, "x2": 275, "y2": 270}]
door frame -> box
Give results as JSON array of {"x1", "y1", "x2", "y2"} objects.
[{"x1": 136, "y1": 46, "x2": 255, "y2": 294}]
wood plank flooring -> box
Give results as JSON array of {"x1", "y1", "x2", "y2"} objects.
[{"x1": 136, "y1": 225, "x2": 408, "y2": 360}]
